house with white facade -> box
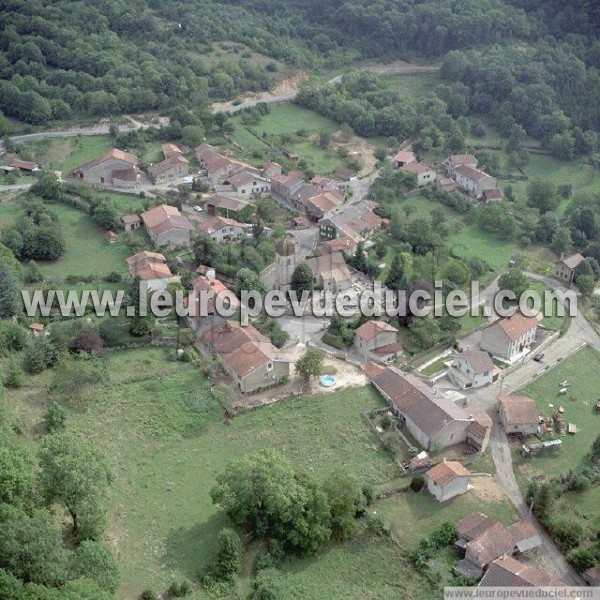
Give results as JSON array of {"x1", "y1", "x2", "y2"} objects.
[
  {"x1": 425, "y1": 460, "x2": 472, "y2": 502},
  {"x1": 449, "y1": 350, "x2": 496, "y2": 389},
  {"x1": 198, "y1": 216, "x2": 249, "y2": 243},
  {"x1": 480, "y1": 312, "x2": 538, "y2": 361},
  {"x1": 453, "y1": 165, "x2": 497, "y2": 197},
  {"x1": 400, "y1": 162, "x2": 436, "y2": 187}
]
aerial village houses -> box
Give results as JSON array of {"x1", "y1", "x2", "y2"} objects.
[
  {"x1": 480, "y1": 188, "x2": 503, "y2": 203},
  {"x1": 141, "y1": 204, "x2": 193, "y2": 249},
  {"x1": 187, "y1": 273, "x2": 239, "y2": 331},
  {"x1": 332, "y1": 165, "x2": 357, "y2": 181},
  {"x1": 205, "y1": 195, "x2": 251, "y2": 218},
  {"x1": 554, "y1": 252, "x2": 585, "y2": 284},
  {"x1": 400, "y1": 162, "x2": 436, "y2": 187},
  {"x1": 449, "y1": 350, "x2": 497, "y2": 389},
  {"x1": 162, "y1": 143, "x2": 184, "y2": 159},
  {"x1": 425, "y1": 460, "x2": 472, "y2": 502},
  {"x1": 455, "y1": 516, "x2": 542, "y2": 579},
  {"x1": 72, "y1": 148, "x2": 139, "y2": 188},
  {"x1": 202, "y1": 321, "x2": 290, "y2": 394},
  {"x1": 6, "y1": 158, "x2": 41, "y2": 174},
  {"x1": 195, "y1": 143, "x2": 258, "y2": 185},
  {"x1": 270, "y1": 172, "x2": 304, "y2": 203},
  {"x1": 305, "y1": 252, "x2": 353, "y2": 293},
  {"x1": 480, "y1": 555, "x2": 567, "y2": 588},
  {"x1": 121, "y1": 214, "x2": 141, "y2": 232},
  {"x1": 480, "y1": 312, "x2": 538, "y2": 361},
  {"x1": 365, "y1": 363, "x2": 491, "y2": 452},
  {"x1": 126, "y1": 251, "x2": 179, "y2": 293},
  {"x1": 393, "y1": 150, "x2": 417, "y2": 169},
  {"x1": 228, "y1": 170, "x2": 271, "y2": 200},
  {"x1": 199, "y1": 216, "x2": 249, "y2": 243},
  {"x1": 498, "y1": 395, "x2": 540, "y2": 435},
  {"x1": 353, "y1": 320, "x2": 402, "y2": 363},
  {"x1": 148, "y1": 154, "x2": 190, "y2": 185},
  {"x1": 319, "y1": 201, "x2": 383, "y2": 241},
  {"x1": 453, "y1": 165, "x2": 497, "y2": 197},
  {"x1": 443, "y1": 154, "x2": 478, "y2": 175}
]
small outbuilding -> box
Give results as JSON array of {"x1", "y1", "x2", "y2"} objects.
[
  {"x1": 498, "y1": 395, "x2": 540, "y2": 435},
  {"x1": 425, "y1": 460, "x2": 471, "y2": 502}
]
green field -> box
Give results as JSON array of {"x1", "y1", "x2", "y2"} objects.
[
  {"x1": 230, "y1": 104, "x2": 344, "y2": 173},
  {"x1": 516, "y1": 346, "x2": 600, "y2": 549},
  {"x1": 43, "y1": 352, "x2": 403, "y2": 598},
  {"x1": 18, "y1": 135, "x2": 111, "y2": 174}
]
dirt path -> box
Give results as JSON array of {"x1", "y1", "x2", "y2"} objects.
[{"x1": 490, "y1": 423, "x2": 585, "y2": 586}]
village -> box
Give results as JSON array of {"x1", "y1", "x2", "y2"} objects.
[{"x1": 1, "y1": 104, "x2": 600, "y2": 598}]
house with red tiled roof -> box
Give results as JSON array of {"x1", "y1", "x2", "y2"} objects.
[
  {"x1": 498, "y1": 395, "x2": 540, "y2": 435},
  {"x1": 229, "y1": 170, "x2": 271, "y2": 199},
  {"x1": 141, "y1": 204, "x2": 193, "y2": 249},
  {"x1": 425, "y1": 460, "x2": 472, "y2": 502},
  {"x1": 72, "y1": 148, "x2": 139, "y2": 188},
  {"x1": 126, "y1": 251, "x2": 180, "y2": 292},
  {"x1": 354, "y1": 320, "x2": 402, "y2": 363},
  {"x1": 187, "y1": 275, "x2": 239, "y2": 330},
  {"x1": 443, "y1": 154, "x2": 478, "y2": 175},
  {"x1": 455, "y1": 515, "x2": 542, "y2": 580},
  {"x1": 393, "y1": 150, "x2": 417, "y2": 169},
  {"x1": 9, "y1": 158, "x2": 40, "y2": 173},
  {"x1": 365, "y1": 364, "x2": 477, "y2": 451},
  {"x1": 453, "y1": 165, "x2": 497, "y2": 197},
  {"x1": 202, "y1": 321, "x2": 290, "y2": 394},
  {"x1": 480, "y1": 312, "x2": 538, "y2": 361},
  {"x1": 480, "y1": 555, "x2": 567, "y2": 588}
]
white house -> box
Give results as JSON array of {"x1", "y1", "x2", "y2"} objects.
[
  {"x1": 443, "y1": 154, "x2": 478, "y2": 176},
  {"x1": 400, "y1": 162, "x2": 436, "y2": 187},
  {"x1": 449, "y1": 350, "x2": 496, "y2": 389},
  {"x1": 425, "y1": 460, "x2": 472, "y2": 502},
  {"x1": 198, "y1": 216, "x2": 249, "y2": 243},
  {"x1": 453, "y1": 165, "x2": 497, "y2": 197}
]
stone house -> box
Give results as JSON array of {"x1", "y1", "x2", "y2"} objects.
[
  {"x1": 141, "y1": 204, "x2": 193, "y2": 249},
  {"x1": 393, "y1": 150, "x2": 417, "y2": 169},
  {"x1": 443, "y1": 154, "x2": 478, "y2": 176},
  {"x1": 353, "y1": 320, "x2": 402, "y2": 362},
  {"x1": 186, "y1": 275, "x2": 239, "y2": 331},
  {"x1": 453, "y1": 165, "x2": 497, "y2": 197},
  {"x1": 498, "y1": 395, "x2": 540, "y2": 435},
  {"x1": 305, "y1": 190, "x2": 344, "y2": 221},
  {"x1": 148, "y1": 155, "x2": 189, "y2": 184},
  {"x1": 198, "y1": 216, "x2": 249, "y2": 243},
  {"x1": 479, "y1": 188, "x2": 503, "y2": 203},
  {"x1": 305, "y1": 251, "x2": 352, "y2": 293},
  {"x1": 72, "y1": 148, "x2": 139, "y2": 188},
  {"x1": 465, "y1": 411, "x2": 493, "y2": 453},
  {"x1": 332, "y1": 165, "x2": 357, "y2": 181},
  {"x1": 480, "y1": 312, "x2": 538, "y2": 361},
  {"x1": 554, "y1": 253, "x2": 585, "y2": 284},
  {"x1": 162, "y1": 143, "x2": 183, "y2": 159},
  {"x1": 449, "y1": 350, "x2": 496, "y2": 389},
  {"x1": 121, "y1": 214, "x2": 141, "y2": 231},
  {"x1": 202, "y1": 321, "x2": 290, "y2": 394},
  {"x1": 270, "y1": 172, "x2": 304, "y2": 203},
  {"x1": 205, "y1": 195, "x2": 251, "y2": 218},
  {"x1": 400, "y1": 162, "x2": 436, "y2": 187},
  {"x1": 425, "y1": 461, "x2": 472, "y2": 502}
]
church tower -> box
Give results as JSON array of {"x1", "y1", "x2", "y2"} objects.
[{"x1": 274, "y1": 235, "x2": 297, "y2": 292}]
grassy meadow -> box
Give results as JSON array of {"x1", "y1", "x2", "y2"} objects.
[{"x1": 516, "y1": 346, "x2": 600, "y2": 551}]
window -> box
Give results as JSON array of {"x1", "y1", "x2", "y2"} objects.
[{"x1": 267, "y1": 362, "x2": 273, "y2": 371}]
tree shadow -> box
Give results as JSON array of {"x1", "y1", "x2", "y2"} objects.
[{"x1": 162, "y1": 512, "x2": 227, "y2": 580}]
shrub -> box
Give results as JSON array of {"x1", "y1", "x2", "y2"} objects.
[
  {"x1": 167, "y1": 579, "x2": 192, "y2": 597},
  {"x1": 549, "y1": 518, "x2": 583, "y2": 551},
  {"x1": 45, "y1": 402, "x2": 68, "y2": 433},
  {"x1": 4, "y1": 360, "x2": 24, "y2": 389},
  {"x1": 410, "y1": 476, "x2": 425, "y2": 492},
  {"x1": 569, "y1": 548, "x2": 598, "y2": 573},
  {"x1": 104, "y1": 271, "x2": 122, "y2": 283},
  {"x1": 209, "y1": 528, "x2": 243, "y2": 582},
  {"x1": 140, "y1": 590, "x2": 158, "y2": 600}
]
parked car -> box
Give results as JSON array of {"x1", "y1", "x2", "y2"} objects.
[
  {"x1": 533, "y1": 353, "x2": 544, "y2": 362},
  {"x1": 193, "y1": 205, "x2": 203, "y2": 212}
]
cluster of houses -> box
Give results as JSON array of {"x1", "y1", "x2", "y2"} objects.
[{"x1": 393, "y1": 150, "x2": 501, "y2": 202}]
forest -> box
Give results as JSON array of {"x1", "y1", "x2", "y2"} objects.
[{"x1": 1, "y1": 0, "x2": 599, "y2": 126}]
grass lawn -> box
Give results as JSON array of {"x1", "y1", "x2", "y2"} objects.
[
  {"x1": 36, "y1": 204, "x2": 134, "y2": 279},
  {"x1": 100, "y1": 190, "x2": 148, "y2": 215},
  {"x1": 420, "y1": 356, "x2": 450, "y2": 376},
  {"x1": 383, "y1": 71, "x2": 441, "y2": 102},
  {"x1": 19, "y1": 135, "x2": 111, "y2": 174},
  {"x1": 229, "y1": 104, "x2": 344, "y2": 173},
  {"x1": 515, "y1": 346, "x2": 600, "y2": 548},
  {"x1": 35, "y1": 353, "x2": 402, "y2": 598},
  {"x1": 376, "y1": 488, "x2": 517, "y2": 545}
]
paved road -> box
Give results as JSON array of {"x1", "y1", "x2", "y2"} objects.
[{"x1": 463, "y1": 272, "x2": 597, "y2": 586}]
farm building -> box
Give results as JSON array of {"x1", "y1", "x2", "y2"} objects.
[
  {"x1": 498, "y1": 395, "x2": 540, "y2": 435},
  {"x1": 480, "y1": 312, "x2": 538, "y2": 361},
  {"x1": 425, "y1": 460, "x2": 472, "y2": 502},
  {"x1": 141, "y1": 204, "x2": 193, "y2": 249}
]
